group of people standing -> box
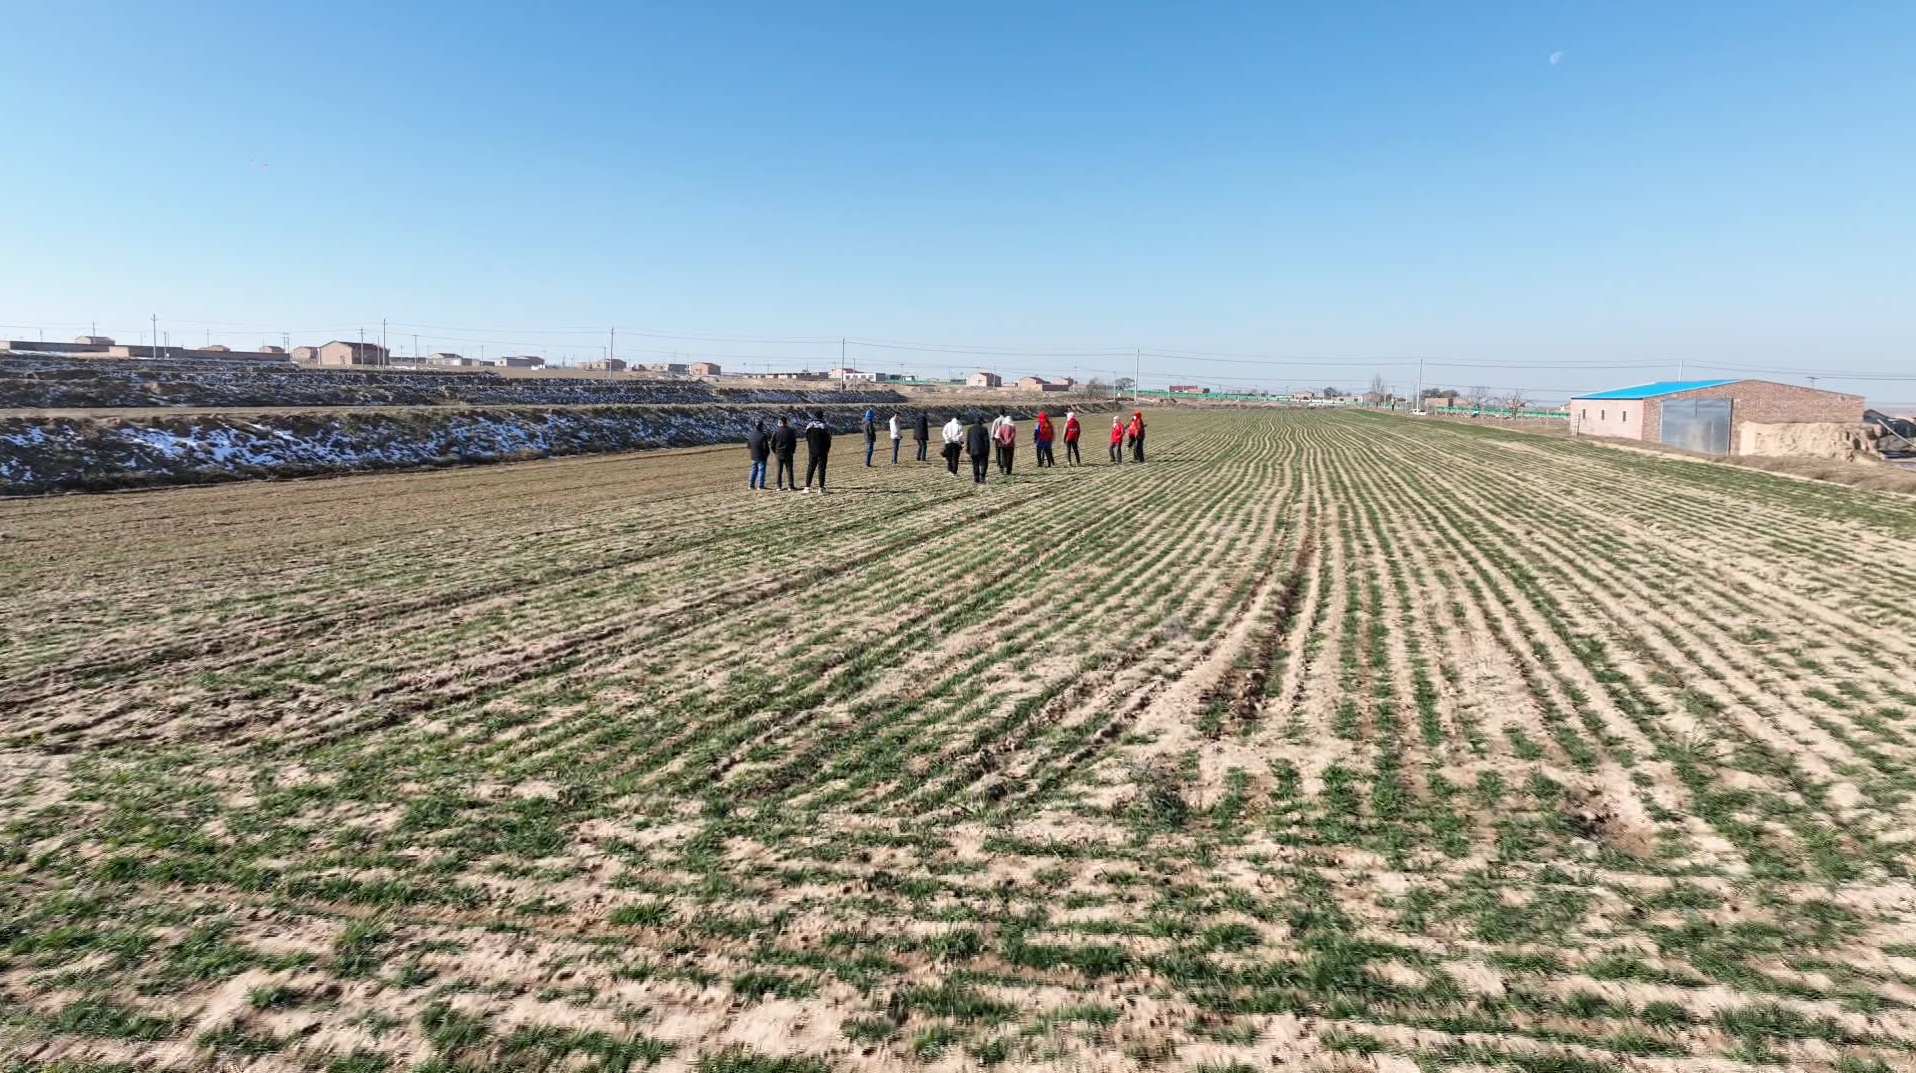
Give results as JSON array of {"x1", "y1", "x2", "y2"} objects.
[
  {"x1": 745, "y1": 407, "x2": 1146, "y2": 492},
  {"x1": 746, "y1": 411, "x2": 839, "y2": 492}
]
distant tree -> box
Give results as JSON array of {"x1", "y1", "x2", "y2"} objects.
[
  {"x1": 1505, "y1": 388, "x2": 1530, "y2": 415},
  {"x1": 1369, "y1": 373, "x2": 1389, "y2": 398},
  {"x1": 1469, "y1": 385, "x2": 1491, "y2": 413},
  {"x1": 1083, "y1": 377, "x2": 1111, "y2": 398},
  {"x1": 1115, "y1": 377, "x2": 1136, "y2": 392},
  {"x1": 1321, "y1": 385, "x2": 1342, "y2": 398}
]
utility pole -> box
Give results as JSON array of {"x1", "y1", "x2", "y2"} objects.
[
  {"x1": 1134, "y1": 348, "x2": 1141, "y2": 405},
  {"x1": 413, "y1": 333, "x2": 419, "y2": 360},
  {"x1": 151, "y1": 314, "x2": 158, "y2": 358},
  {"x1": 381, "y1": 319, "x2": 388, "y2": 366},
  {"x1": 609, "y1": 327, "x2": 616, "y2": 366},
  {"x1": 1677, "y1": 359, "x2": 1685, "y2": 380},
  {"x1": 282, "y1": 332, "x2": 290, "y2": 352},
  {"x1": 1415, "y1": 358, "x2": 1424, "y2": 410}
]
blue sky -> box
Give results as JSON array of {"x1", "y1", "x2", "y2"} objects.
[{"x1": 2, "y1": 1, "x2": 1911, "y2": 403}]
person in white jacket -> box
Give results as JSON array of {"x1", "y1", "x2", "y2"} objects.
[
  {"x1": 941, "y1": 414, "x2": 965, "y2": 475},
  {"x1": 888, "y1": 412, "x2": 902, "y2": 464}
]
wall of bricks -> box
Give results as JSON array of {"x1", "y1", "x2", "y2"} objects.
[{"x1": 1648, "y1": 381, "x2": 1864, "y2": 452}]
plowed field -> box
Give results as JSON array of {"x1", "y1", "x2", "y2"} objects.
[{"x1": 4, "y1": 410, "x2": 1915, "y2": 1073}]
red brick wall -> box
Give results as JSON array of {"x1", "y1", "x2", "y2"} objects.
[{"x1": 1641, "y1": 381, "x2": 1864, "y2": 453}]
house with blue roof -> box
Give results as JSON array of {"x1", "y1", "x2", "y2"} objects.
[{"x1": 1568, "y1": 378, "x2": 1863, "y2": 456}]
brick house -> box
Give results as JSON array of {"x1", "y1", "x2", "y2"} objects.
[
  {"x1": 688, "y1": 361, "x2": 722, "y2": 376},
  {"x1": 1017, "y1": 376, "x2": 1066, "y2": 392},
  {"x1": 315, "y1": 341, "x2": 390, "y2": 366},
  {"x1": 579, "y1": 358, "x2": 628, "y2": 372},
  {"x1": 967, "y1": 371, "x2": 1003, "y2": 388},
  {"x1": 1568, "y1": 379, "x2": 1864, "y2": 456}
]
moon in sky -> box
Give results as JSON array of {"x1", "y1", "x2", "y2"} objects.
[{"x1": 1550, "y1": 51, "x2": 1564, "y2": 65}]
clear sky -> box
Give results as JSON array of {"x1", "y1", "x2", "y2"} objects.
[{"x1": 2, "y1": 1, "x2": 1911, "y2": 404}]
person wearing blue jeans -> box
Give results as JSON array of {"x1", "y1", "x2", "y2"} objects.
[
  {"x1": 862, "y1": 408, "x2": 877, "y2": 466},
  {"x1": 746, "y1": 420, "x2": 770, "y2": 489}
]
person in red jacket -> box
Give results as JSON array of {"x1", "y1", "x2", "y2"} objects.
[
  {"x1": 1127, "y1": 411, "x2": 1146, "y2": 463},
  {"x1": 1108, "y1": 414, "x2": 1125, "y2": 463},
  {"x1": 1033, "y1": 411, "x2": 1055, "y2": 468},
  {"x1": 1062, "y1": 410, "x2": 1082, "y2": 465}
]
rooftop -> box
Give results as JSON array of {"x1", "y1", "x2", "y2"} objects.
[{"x1": 1571, "y1": 379, "x2": 1738, "y2": 401}]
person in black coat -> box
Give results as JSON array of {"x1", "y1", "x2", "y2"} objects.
[
  {"x1": 804, "y1": 410, "x2": 833, "y2": 493},
  {"x1": 964, "y1": 415, "x2": 992, "y2": 485},
  {"x1": 746, "y1": 420, "x2": 770, "y2": 489},
  {"x1": 770, "y1": 415, "x2": 798, "y2": 490},
  {"x1": 913, "y1": 411, "x2": 930, "y2": 461}
]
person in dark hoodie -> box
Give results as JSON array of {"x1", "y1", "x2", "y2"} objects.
[
  {"x1": 913, "y1": 410, "x2": 930, "y2": 461},
  {"x1": 862, "y1": 408, "x2": 878, "y2": 467},
  {"x1": 965, "y1": 414, "x2": 992, "y2": 485},
  {"x1": 770, "y1": 414, "x2": 798, "y2": 490},
  {"x1": 746, "y1": 419, "x2": 770, "y2": 489},
  {"x1": 804, "y1": 410, "x2": 833, "y2": 493}
]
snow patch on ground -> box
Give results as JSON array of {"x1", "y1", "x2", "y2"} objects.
[{"x1": 0, "y1": 403, "x2": 1075, "y2": 495}]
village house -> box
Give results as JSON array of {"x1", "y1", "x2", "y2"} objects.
[{"x1": 313, "y1": 341, "x2": 390, "y2": 366}]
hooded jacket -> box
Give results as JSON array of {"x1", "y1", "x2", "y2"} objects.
[
  {"x1": 965, "y1": 420, "x2": 991, "y2": 458},
  {"x1": 770, "y1": 423, "x2": 797, "y2": 457},
  {"x1": 862, "y1": 410, "x2": 877, "y2": 443},
  {"x1": 1127, "y1": 413, "x2": 1144, "y2": 441},
  {"x1": 1063, "y1": 413, "x2": 1080, "y2": 442},
  {"x1": 942, "y1": 416, "x2": 964, "y2": 445},
  {"x1": 914, "y1": 412, "x2": 930, "y2": 440},
  {"x1": 746, "y1": 426, "x2": 770, "y2": 461},
  {"x1": 1034, "y1": 413, "x2": 1054, "y2": 444},
  {"x1": 1110, "y1": 418, "x2": 1125, "y2": 444},
  {"x1": 888, "y1": 414, "x2": 901, "y2": 440},
  {"x1": 805, "y1": 417, "x2": 833, "y2": 457}
]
